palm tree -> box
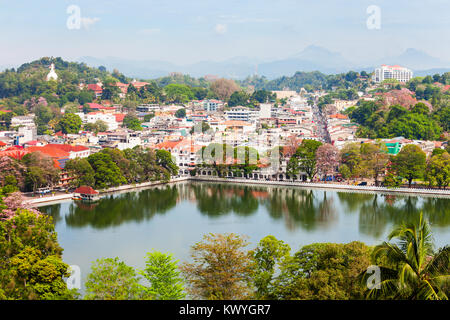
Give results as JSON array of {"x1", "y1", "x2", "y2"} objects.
[{"x1": 362, "y1": 212, "x2": 449, "y2": 300}]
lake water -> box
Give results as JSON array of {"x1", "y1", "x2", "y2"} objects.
[{"x1": 39, "y1": 181, "x2": 450, "y2": 293}]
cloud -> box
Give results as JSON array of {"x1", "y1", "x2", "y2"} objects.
[
  {"x1": 139, "y1": 28, "x2": 161, "y2": 35},
  {"x1": 214, "y1": 24, "x2": 227, "y2": 35},
  {"x1": 81, "y1": 17, "x2": 100, "y2": 29}
]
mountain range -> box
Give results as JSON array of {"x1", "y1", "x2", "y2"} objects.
[{"x1": 75, "y1": 45, "x2": 449, "y2": 80}]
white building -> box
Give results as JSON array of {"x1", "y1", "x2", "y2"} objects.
[
  {"x1": 372, "y1": 65, "x2": 413, "y2": 83},
  {"x1": 76, "y1": 112, "x2": 118, "y2": 131},
  {"x1": 226, "y1": 107, "x2": 258, "y2": 122}
]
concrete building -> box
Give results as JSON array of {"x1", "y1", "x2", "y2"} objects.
[{"x1": 372, "y1": 65, "x2": 413, "y2": 83}]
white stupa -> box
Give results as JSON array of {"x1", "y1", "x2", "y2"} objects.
[{"x1": 46, "y1": 63, "x2": 58, "y2": 81}]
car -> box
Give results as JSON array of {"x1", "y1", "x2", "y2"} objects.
[{"x1": 357, "y1": 182, "x2": 367, "y2": 186}]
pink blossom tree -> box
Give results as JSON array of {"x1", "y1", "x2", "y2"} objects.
[
  {"x1": 316, "y1": 143, "x2": 340, "y2": 181},
  {"x1": 0, "y1": 192, "x2": 40, "y2": 220}
]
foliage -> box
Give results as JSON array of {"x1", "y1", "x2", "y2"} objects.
[
  {"x1": 391, "y1": 144, "x2": 427, "y2": 187},
  {"x1": 287, "y1": 140, "x2": 323, "y2": 181},
  {"x1": 361, "y1": 213, "x2": 449, "y2": 300},
  {"x1": 139, "y1": 251, "x2": 185, "y2": 300},
  {"x1": 273, "y1": 242, "x2": 372, "y2": 300},
  {"x1": 84, "y1": 257, "x2": 148, "y2": 300},
  {"x1": 180, "y1": 233, "x2": 254, "y2": 300},
  {"x1": 250, "y1": 235, "x2": 290, "y2": 299},
  {"x1": 0, "y1": 209, "x2": 77, "y2": 299}
]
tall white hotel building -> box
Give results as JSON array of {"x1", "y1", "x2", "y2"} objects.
[{"x1": 372, "y1": 65, "x2": 413, "y2": 83}]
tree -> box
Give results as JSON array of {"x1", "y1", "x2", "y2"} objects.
[
  {"x1": 57, "y1": 113, "x2": 82, "y2": 134},
  {"x1": 273, "y1": 242, "x2": 371, "y2": 300},
  {"x1": 360, "y1": 142, "x2": 390, "y2": 186},
  {"x1": 84, "y1": 258, "x2": 148, "y2": 300},
  {"x1": 64, "y1": 158, "x2": 95, "y2": 187},
  {"x1": 315, "y1": 143, "x2": 339, "y2": 180},
  {"x1": 87, "y1": 152, "x2": 127, "y2": 189},
  {"x1": 250, "y1": 235, "x2": 290, "y2": 299},
  {"x1": 228, "y1": 90, "x2": 249, "y2": 107},
  {"x1": 139, "y1": 251, "x2": 185, "y2": 300},
  {"x1": 210, "y1": 78, "x2": 240, "y2": 101},
  {"x1": 156, "y1": 149, "x2": 178, "y2": 180},
  {"x1": 338, "y1": 164, "x2": 351, "y2": 182},
  {"x1": 175, "y1": 108, "x2": 186, "y2": 118},
  {"x1": 361, "y1": 213, "x2": 449, "y2": 300},
  {"x1": 290, "y1": 140, "x2": 323, "y2": 181},
  {"x1": 22, "y1": 152, "x2": 60, "y2": 192},
  {"x1": 0, "y1": 209, "x2": 77, "y2": 300},
  {"x1": 123, "y1": 114, "x2": 142, "y2": 131},
  {"x1": 180, "y1": 233, "x2": 254, "y2": 300},
  {"x1": 391, "y1": 144, "x2": 427, "y2": 187},
  {"x1": 164, "y1": 84, "x2": 194, "y2": 103},
  {"x1": 340, "y1": 142, "x2": 362, "y2": 178},
  {"x1": 425, "y1": 151, "x2": 450, "y2": 189}
]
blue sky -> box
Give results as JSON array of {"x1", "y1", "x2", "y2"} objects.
[{"x1": 0, "y1": 0, "x2": 449, "y2": 66}]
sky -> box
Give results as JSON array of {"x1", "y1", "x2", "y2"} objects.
[{"x1": 0, "y1": 0, "x2": 449, "y2": 67}]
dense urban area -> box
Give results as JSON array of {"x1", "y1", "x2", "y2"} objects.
[{"x1": 0, "y1": 57, "x2": 449, "y2": 300}]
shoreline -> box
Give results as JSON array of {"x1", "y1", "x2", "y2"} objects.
[
  {"x1": 24, "y1": 176, "x2": 190, "y2": 207},
  {"x1": 24, "y1": 175, "x2": 450, "y2": 207},
  {"x1": 190, "y1": 176, "x2": 450, "y2": 198}
]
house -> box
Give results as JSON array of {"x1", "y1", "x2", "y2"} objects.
[
  {"x1": 74, "y1": 186, "x2": 100, "y2": 201},
  {"x1": 87, "y1": 84, "x2": 103, "y2": 98}
]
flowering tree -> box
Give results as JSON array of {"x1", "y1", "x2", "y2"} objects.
[
  {"x1": 0, "y1": 192, "x2": 40, "y2": 220},
  {"x1": 316, "y1": 143, "x2": 340, "y2": 180},
  {"x1": 0, "y1": 156, "x2": 26, "y2": 190}
]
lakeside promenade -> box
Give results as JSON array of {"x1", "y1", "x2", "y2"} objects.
[{"x1": 24, "y1": 175, "x2": 450, "y2": 207}]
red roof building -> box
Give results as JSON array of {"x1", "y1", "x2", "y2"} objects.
[{"x1": 74, "y1": 186, "x2": 99, "y2": 195}]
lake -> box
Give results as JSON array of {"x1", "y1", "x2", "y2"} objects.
[{"x1": 39, "y1": 181, "x2": 450, "y2": 293}]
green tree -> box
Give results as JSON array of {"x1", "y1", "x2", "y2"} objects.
[
  {"x1": 0, "y1": 209, "x2": 78, "y2": 300},
  {"x1": 360, "y1": 142, "x2": 390, "y2": 186},
  {"x1": 57, "y1": 113, "x2": 82, "y2": 134},
  {"x1": 87, "y1": 152, "x2": 127, "y2": 189},
  {"x1": 340, "y1": 142, "x2": 362, "y2": 178},
  {"x1": 85, "y1": 257, "x2": 148, "y2": 300},
  {"x1": 425, "y1": 152, "x2": 450, "y2": 189},
  {"x1": 228, "y1": 90, "x2": 249, "y2": 107},
  {"x1": 274, "y1": 242, "x2": 371, "y2": 300},
  {"x1": 391, "y1": 144, "x2": 427, "y2": 187},
  {"x1": 64, "y1": 158, "x2": 95, "y2": 187},
  {"x1": 156, "y1": 149, "x2": 178, "y2": 180},
  {"x1": 139, "y1": 251, "x2": 185, "y2": 300},
  {"x1": 362, "y1": 213, "x2": 449, "y2": 300},
  {"x1": 175, "y1": 108, "x2": 186, "y2": 118},
  {"x1": 123, "y1": 114, "x2": 142, "y2": 131},
  {"x1": 250, "y1": 235, "x2": 290, "y2": 299},
  {"x1": 289, "y1": 140, "x2": 323, "y2": 181}
]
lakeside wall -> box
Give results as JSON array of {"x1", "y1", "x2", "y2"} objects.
[
  {"x1": 25, "y1": 175, "x2": 450, "y2": 206},
  {"x1": 190, "y1": 176, "x2": 450, "y2": 198}
]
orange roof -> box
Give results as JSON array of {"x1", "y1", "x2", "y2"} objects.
[
  {"x1": 0, "y1": 141, "x2": 6, "y2": 146},
  {"x1": 155, "y1": 140, "x2": 182, "y2": 150},
  {"x1": 27, "y1": 145, "x2": 70, "y2": 159},
  {"x1": 114, "y1": 114, "x2": 126, "y2": 122},
  {"x1": 0, "y1": 149, "x2": 30, "y2": 160},
  {"x1": 329, "y1": 114, "x2": 348, "y2": 119}
]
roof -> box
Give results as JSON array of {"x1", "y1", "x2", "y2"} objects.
[
  {"x1": 114, "y1": 114, "x2": 126, "y2": 122},
  {"x1": 155, "y1": 140, "x2": 182, "y2": 150},
  {"x1": 222, "y1": 120, "x2": 251, "y2": 127},
  {"x1": 87, "y1": 84, "x2": 103, "y2": 92},
  {"x1": 74, "y1": 186, "x2": 99, "y2": 195}
]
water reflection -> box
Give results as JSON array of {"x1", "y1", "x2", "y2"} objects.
[{"x1": 39, "y1": 182, "x2": 450, "y2": 236}]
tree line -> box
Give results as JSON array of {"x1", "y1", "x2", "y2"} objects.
[{"x1": 286, "y1": 139, "x2": 450, "y2": 188}]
